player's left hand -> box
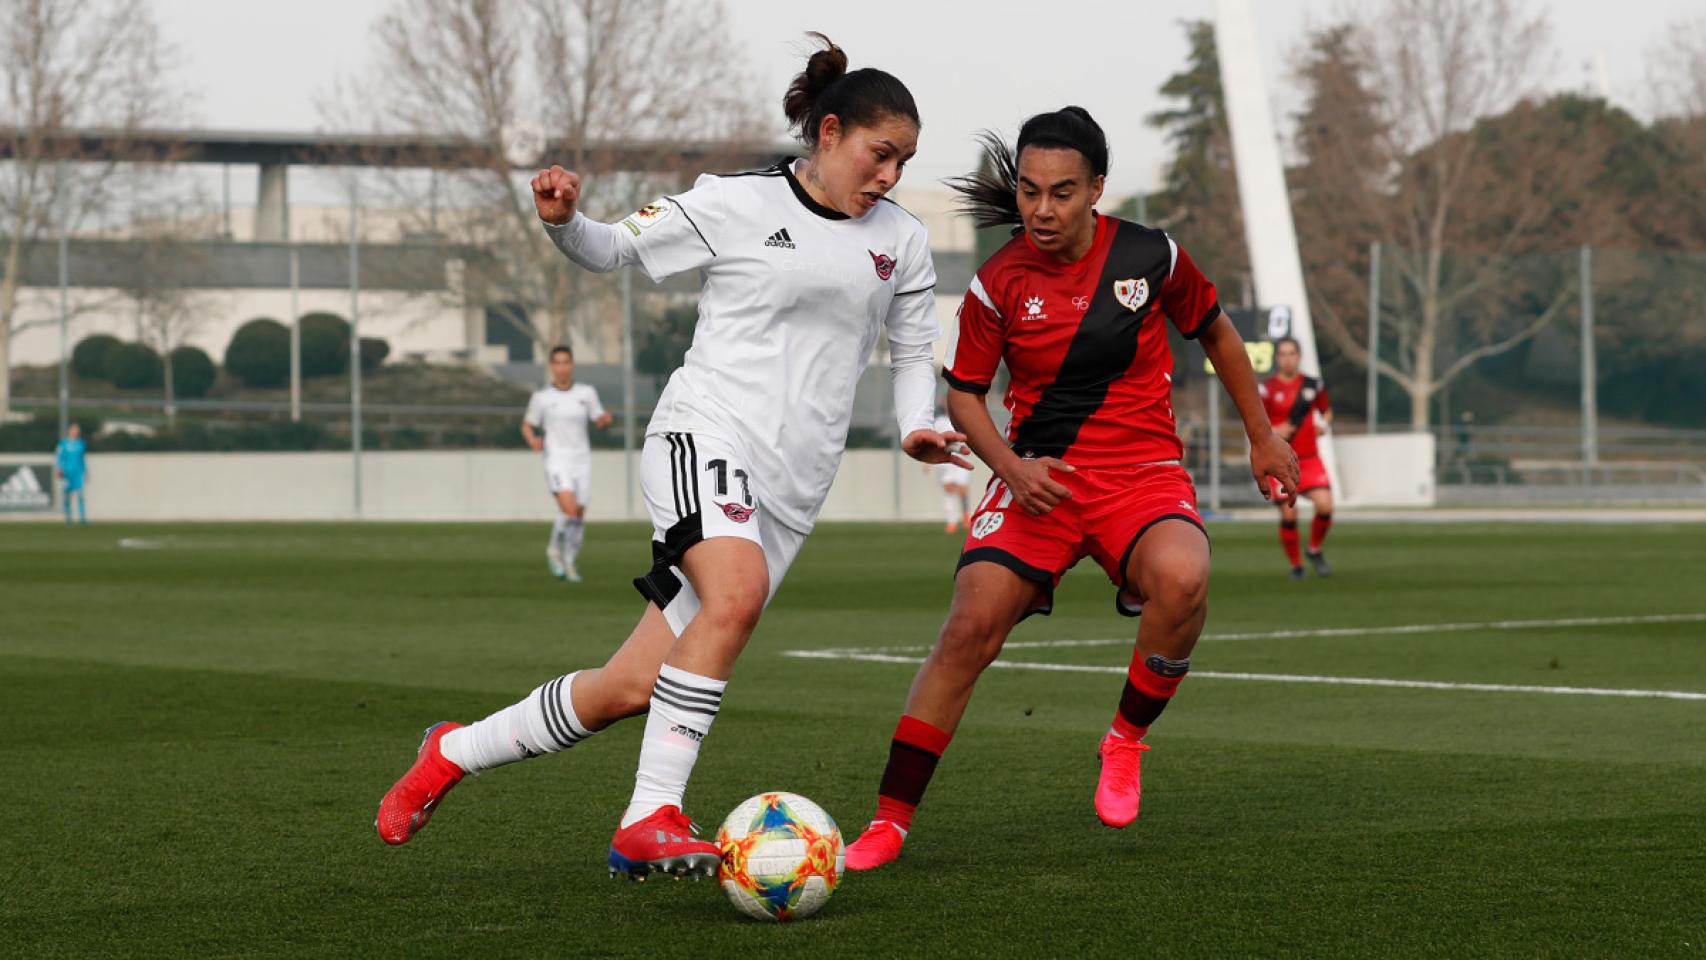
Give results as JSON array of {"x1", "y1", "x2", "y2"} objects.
[
  {"x1": 595, "y1": 413, "x2": 614, "y2": 429},
  {"x1": 1251, "y1": 431, "x2": 1300, "y2": 505},
  {"x1": 1275, "y1": 422, "x2": 1297, "y2": 441},
  {"x1": 902, "y1": 429, "x2": 974, "y2": 469}
]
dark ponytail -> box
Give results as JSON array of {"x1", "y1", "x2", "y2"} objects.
[
  {"x1": 948, "y1": 106, "x2": 1111, "y2": 228},
  {"x1": 783, "y1": 32, "x2": 920, "y2": 150}
]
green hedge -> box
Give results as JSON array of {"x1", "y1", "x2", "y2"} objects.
[
  {"x1": 71, "y1": 335, "x2": 123, "y2": 381},
  {"x1": 225, "y1": 318, "x2": 290, "y2": 388},
  {"x1": 169, "y1": 346, "x2": 218, "y2": 399},
  {"x1": 359, "y1": 337, "x2": 390, "y2": 373},
  {"x1": 107, "y1": 342, "x2": 163, "y2": 389},
  {"x1": 299, "y1": 313, "x2": 349, "y2": 378}
]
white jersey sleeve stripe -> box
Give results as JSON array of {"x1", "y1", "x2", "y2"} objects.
[
  {"x1": 1166, "y1": 235, "x2": 1179, "y2": 278},
  {"x1": 665, "y1": 197, "x2": 715, "y2": 256},
  {"x1": 969, "y1": 274, "x2": 1000, "y2": 317}
]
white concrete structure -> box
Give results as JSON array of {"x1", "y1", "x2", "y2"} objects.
[
  {"x1": 0, "y1": 450, "x2": 994, "y2": 522},
  {"x1": 1, "y1": 439, "x2": 1436, "y2": 522},
  {"x1": 1332, "y1": 433, "x2": 1438, "y2": 508}
]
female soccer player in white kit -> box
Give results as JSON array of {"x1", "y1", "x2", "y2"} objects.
[
  {"x1": 523, "y1": 345, "x2": 612, "y2": 582},
  {"x1": 376, "y1": 34, "x2": 969, "y2": 880},
  {"x1": 932, "y1": 412, "x2": 975, "y2": 532}
]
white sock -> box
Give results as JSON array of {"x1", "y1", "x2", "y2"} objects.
[
  {"x1": 563, "y1": 517, "x2": 585, "y2": 566},
  {"x1": 943, "y1": 491, "x2": 962, "y2": 525},
  {"x1": 549, "y1": 514, "x2": 569, "y2": 557},
  {"x1": 621, "y1": 664, "x2": 726, "y2": 827},
  {"x1": 439, "y1": 672, "x2": 593, "y2": 774}
]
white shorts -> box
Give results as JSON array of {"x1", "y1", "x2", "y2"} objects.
[
  {"x1": 544, "y1": 452, "x2": 591, "y2": 501},
  {"x1": 935, "y1": 462, "x2": 974, "y2": 487},
  {"x1": 633, "y1": 431, "x2": 807, "y2": 637}
]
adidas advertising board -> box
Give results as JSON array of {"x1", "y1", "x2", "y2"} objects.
[{"x1": 0, "y1": 464, "x2": 54, "y2": 512}]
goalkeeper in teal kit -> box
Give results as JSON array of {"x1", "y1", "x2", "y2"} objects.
[{"x1": 54, "y1": 423, "x2": 88, "y2": 525}]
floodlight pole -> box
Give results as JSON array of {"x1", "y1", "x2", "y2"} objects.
[
  {"x1": 1367, "y1": 242, "x2": 1380, "y2": 434},
  {"x1": 289, "y1": 245, "x2": 301, "y2": 422},
  {"x1": 1579, "y1": 245, "x2": 1597, "y2": 473},
  {"x1": 350, "y1": 182, "x2": 363, "y2": 518},
  {"x1": 56, "y1": 161, "x2": 70, "y2": 439}
]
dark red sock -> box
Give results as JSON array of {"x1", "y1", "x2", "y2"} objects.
[
  {"x1": 873, "y1": 715, "x2": 952, "y2": 831},
  {"x1": 1109, "y1": 654, "x2": 1190, "y2": 740},
  {"x1": 1279, "y1": 520, "x2": 1302, "y2": 567},
  {"x1": 1309, "y1": 513, "x2": 1333, "y2": 552}
]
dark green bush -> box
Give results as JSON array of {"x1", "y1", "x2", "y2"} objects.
[
  {"x1": 359, "y1": 337, "x2": 390, "y2": 373},
  {"x1": 169, "y1": 346, "x2": 217, "y2": 399},
  {"x1": 225, "y1": 318, "x2": 290, "y2": 388},
  {"x1": 71, "y1": 334, "x2": 123, "y2": 381},
  {"x1": 107, "y1": 342, "x2": 163, "y2": 389},
  {"x1": 299, "y1": 313, "x2": 350, "y2": 379}
]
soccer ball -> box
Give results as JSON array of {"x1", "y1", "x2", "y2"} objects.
[{"x1": 716, "y1": 792, "x2": 844, "y2": 922}]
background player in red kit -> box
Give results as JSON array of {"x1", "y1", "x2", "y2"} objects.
[
  {"x1": 1260, "y1": 337, "x2": 1336, "y2": 578},
  {"x1": 845, "y1": 107, "x2": 1299, "y2": 871}
]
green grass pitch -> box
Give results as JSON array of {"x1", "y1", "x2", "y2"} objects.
[{"x1": 2, "y1": 520, "x2": 1702, "y2": 959}]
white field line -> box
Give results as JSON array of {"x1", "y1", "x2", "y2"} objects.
[
  {"x1": 836, "y1": 612, "x2": 1706, "y2": 654},
  {"x1": 779, "y1": 648, "x2": 1706, "y2": 701}
]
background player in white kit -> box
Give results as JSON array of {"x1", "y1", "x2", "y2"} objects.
[
  {"x1": 377, "y1": 34, "x2": 969, "y2": 881},
  {"x1": 522, "y1": 345, "x2": 612, "y2": 582},
  {"x1": 931, "y1": 411, "x2": 974, "y2": 532}
]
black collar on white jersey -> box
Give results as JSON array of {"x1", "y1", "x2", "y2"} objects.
[{"x1": 777, "y1": 159, "x2": 851, "y2": 221}]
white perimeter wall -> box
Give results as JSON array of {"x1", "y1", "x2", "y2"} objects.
[
  {"x1": 6, "y1": 450, "x2": 996, "y2": 522},
  {"x1": 4, "y1": 435, "x2": 1434, "y2": 522},
  {"x1": 1332, "y1": 433, "x2": 1437, "y2": 508}
]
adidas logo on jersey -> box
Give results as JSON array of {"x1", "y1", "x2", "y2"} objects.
[{"x1": 764, "y1": 228, "x2": 796, "y2": 249}]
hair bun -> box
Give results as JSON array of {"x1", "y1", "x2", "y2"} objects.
[
  {"x1": 1059, "y1": 105, "x2": 1100, "y2": 128},
  {"x1": 784, "y1": 32, "x2": 849, "y2": 136}
]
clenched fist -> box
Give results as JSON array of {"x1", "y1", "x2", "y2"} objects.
[{"x1": 532, "y1": 165, "x2": 581, "y2": 225}]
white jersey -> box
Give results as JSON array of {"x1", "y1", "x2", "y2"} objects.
[
  {"x1": 524, "y1": 383, "x2": 605, "y2": 457},
  {"x1": 561, "y1": 159, "x2": 938, "y2": 533}
]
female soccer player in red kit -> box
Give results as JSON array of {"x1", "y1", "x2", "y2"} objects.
[
  {"x1": 845, "y1": 107, "x2": 1299, "y2": 870},
  {"x1": 1261, "y1": 336, "x2": 1335, "y2": 578}
]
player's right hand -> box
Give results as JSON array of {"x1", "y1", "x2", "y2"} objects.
[
  {"x1": 532, "y1": 165, "x2": 580, "y2": 225},
  {"x1": 1251, "y1": 431, "x2": 1299, "y2": 506},
  {"x1": 1004, "y1": 457, "x2": 1074, "y2": 516}
]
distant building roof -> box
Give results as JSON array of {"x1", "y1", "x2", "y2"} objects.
[{"x1": 0, "y1": 127, "x2": 792, "y2": 171}]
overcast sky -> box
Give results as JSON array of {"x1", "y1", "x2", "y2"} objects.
[{"x1": 154, "y1": 0, "x2": 1700, "y2": 200}]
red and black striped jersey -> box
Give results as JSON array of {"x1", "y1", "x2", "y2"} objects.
[
  {"x1": 945, "y1": 214, "x2": 1220, "y2": 467},
  {"x1": 1260, "y1": 373, "x2": 1331, "y2": 459}
]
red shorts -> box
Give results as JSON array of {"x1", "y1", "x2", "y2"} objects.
[
  {"x1": 1270, "y1": 455, "x2": 1332, "y2": 499},
  {"x1": 959, "y1": 462, "x2": 1206, "y2": 619}
]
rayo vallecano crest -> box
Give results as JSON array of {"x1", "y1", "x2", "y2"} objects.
[{"x1": 1113, "y1": 277, "x2": 1149, "y2": 312}]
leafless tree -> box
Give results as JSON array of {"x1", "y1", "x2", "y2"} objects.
[
  {"x1": 328, "y1": 0, "x2": 769, "y2": 361},
  {"x1": 1290, "y1": 0, "x2": 1600, "y2": 429},
  {"x1": 111, "y1": 198, "x2": 214, "y2": 427},
  {"x1": 1652, "y1": 14, "x2": 1706, "y2": 119},
  {"x1": 0, "y1": 0, "x2": 179, "y2": 419}
]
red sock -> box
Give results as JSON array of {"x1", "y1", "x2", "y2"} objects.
[
  {"x1": 1309, "y1": 513, "x2": 1333, "y2": 552},
  {"x1": 873, "y1": 715, "x2": 952, "y2": 831},
  {"x1": 1109, "y1": 654, "x2": 1189, "y2": 740},
  {"x1": 1279, "y1": 520, "x2": 1302, "y2": 567}
]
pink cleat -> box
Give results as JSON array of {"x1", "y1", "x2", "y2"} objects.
[
  {"x1": 845, "y1": 820, "x2": 908, "y2": 872},
  {"x1": 1094, "y1": 732, "x2": 1150, "y2": 828},
  {"x1": 375, "y1": 721, "x2": 466, "y2": 845}
]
